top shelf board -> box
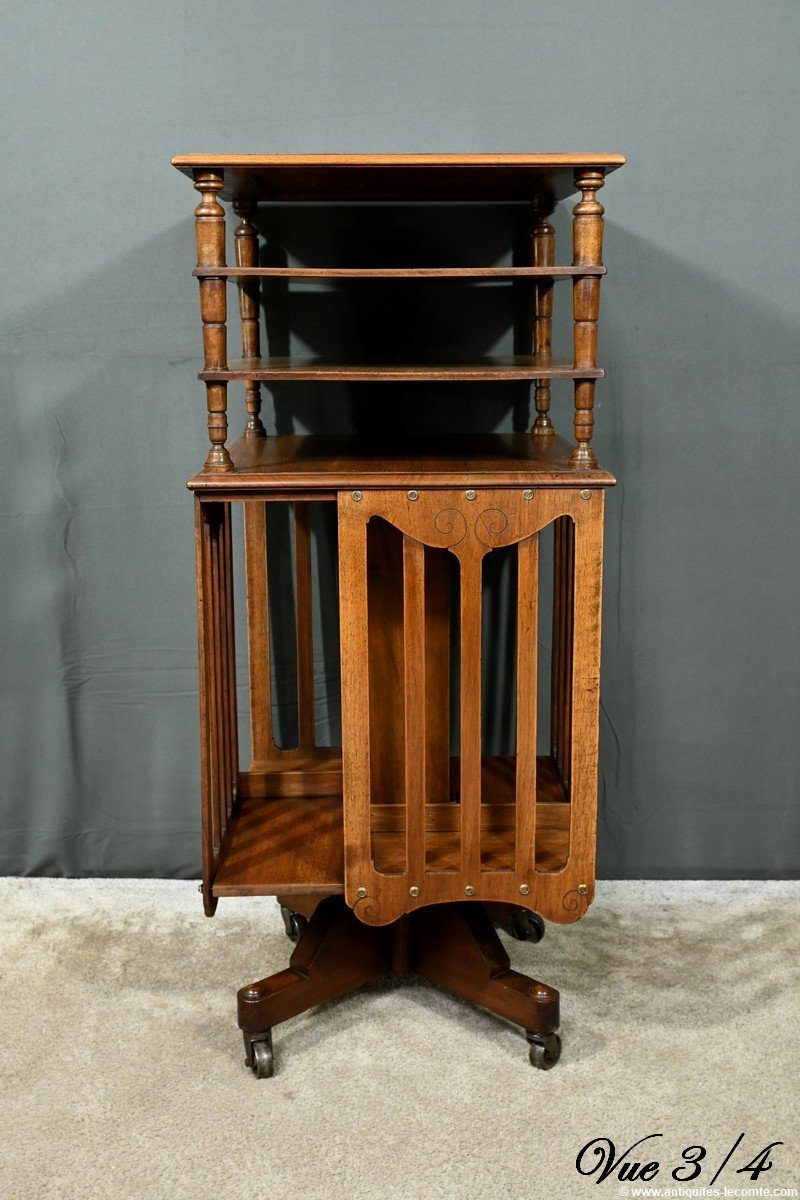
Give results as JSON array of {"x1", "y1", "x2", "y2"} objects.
[{"x1": 171, "y1": 153, "x2": 626, "y2": 203}]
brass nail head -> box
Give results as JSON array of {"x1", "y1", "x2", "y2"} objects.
[
  {"x1": 523, "y1": 489, "x2": 534, "y2": 500},
  {"x1": 352, "y1": 490, "x2": 362, "y2": 501},
  {"x1": 578, "y1": 883, "x2": 589, "y2": 895},
  {"x1": 464, "y1": 885, "x2": 475, "y2": 897},
  {"x1": 357, "y1": 887, "x2": 367, "y2": 899},
  {"x1": 465, "y1": 489, "x2": 477, "y2": 501},
  {"x1": 409, "y1": 886, "x2": 420, "y2": 898},
  {"x1": 519, "y1": 883, "x2": 530, "y2": 895},
  {"x1": 580, "y1": 489, "x2": 591, "y2": 500},
  {"x1": 407, "y1": 490, "x2": 419, "y2": 501}
]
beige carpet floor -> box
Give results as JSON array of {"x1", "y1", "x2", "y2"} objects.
[{"x1": 1, "y1": 879, "x2": 798, "y2": 1200}]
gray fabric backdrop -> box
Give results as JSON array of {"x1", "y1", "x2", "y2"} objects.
[{"x1": 2, "y1": 0, "x2": 799, "y2": 879}]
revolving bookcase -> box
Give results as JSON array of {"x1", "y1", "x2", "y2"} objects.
[{"x1": 173, "y1": 153, "x2": 625, "y2": 1076}]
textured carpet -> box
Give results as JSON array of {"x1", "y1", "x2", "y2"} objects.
[{"x1": 1, "y1": 879, "x2": 798, "y2": 1200}]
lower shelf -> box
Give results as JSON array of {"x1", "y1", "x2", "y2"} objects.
[
  {"x1": 212, "y1": 755, "x2": 570, "y2": 898},
  {"x1": 213, "y1": 794, "x2": 344, "y2": 897}
]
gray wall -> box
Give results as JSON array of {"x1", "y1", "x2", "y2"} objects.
[{"x1": 2, "y1": 0, "x2": 799, "y2": 879}]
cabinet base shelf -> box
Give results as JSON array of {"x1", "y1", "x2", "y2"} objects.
[{"x1": 212, "y1": 755, "x2": 570, "y2": 898}]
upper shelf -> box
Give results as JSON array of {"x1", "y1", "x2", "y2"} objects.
[
  {"x1": 171, "y1": 153, "x2": 626, "y2": 203},
  {"x1": 199, "y1": 356, "x2": 604, "y2": 383},
  {"x1": 193, "y1": 265, "x2": 607, "y2": 280}
]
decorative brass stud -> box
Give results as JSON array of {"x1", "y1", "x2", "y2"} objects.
[
  {"x1": 465, "y1": 885, "x2": 475, "y2": 897},
  {"x1": 578, "y1": 883, "x2": 589, "y2": 895},
  {"x1": 523, "y1": 489, "x2": 534, "y2": 500},
  {"x1": 352, "y1": 490, "x2": 362, "y2": 502},
  {"x1": 580, "y1": 489, "x2": 591, "y2": 500},
  {"x1": 407, "y1": 490, "x2": 419, "y2": 501},
  {"x1": 519, "y1": 883, "x2": 530, "y2": 895},
  {"x1": 357, "y1": 887, "x2": 367, "y2": 899},
  {"x1": 409, "y1": 886, "x2": 420, "y2": 898},
  {"x1": 465, "y1": 489, "x2": 477, "y2": 501}
]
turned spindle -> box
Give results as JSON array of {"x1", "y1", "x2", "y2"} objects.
[
  {"x1": 531, "y1": 202, "x2": 555, "y2": 437},
  {"x1": 570, "y1": 169, "x2": 605, "y2": 468},
  {"x1": 233, "y1": 200, "x2": 266, "y2": 438},
  {"x1": 193, "y1": 171, "x2": 233, "y2": 472}
]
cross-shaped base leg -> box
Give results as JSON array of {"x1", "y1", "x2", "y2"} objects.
[{"x1": 237, "y1": 897, "x2": 561, "y2": 1077}]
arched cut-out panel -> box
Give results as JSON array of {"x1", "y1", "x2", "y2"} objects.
[{"x1": 338, "y1": 487, "x2": 605, "y2": 928}]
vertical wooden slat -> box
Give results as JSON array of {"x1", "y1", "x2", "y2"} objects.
[
  {"x1": 558, "y1": 520, "x2": 569, "y2": 785},
  {"x1": 244, "y1": 502, "x2": 272, "y2": 762},
  {"x1": 403, "y1": 537, "x2": 426, "y2": 888},
  {"x1": 515, "y1": 534, "x2": 539, "y2": 878},
  {"x1": 424, "y1": 547, "x2": 451, "y2": 809},
  {"x1": 221, "y1": 504, "x2": 238, "y2": 815},
  {"x1": 566, "y1": 493, "x2": 605, "y2": 889},
  {"x1": 294, "y1": 502, "x2": 316, "y2": 754},
  {"x1": 551, "y1": 518, "x2": 564, "y2": 765},
  {"x1": 204, "y1": 505, "x2": 222, "y2": 859},
  {"x1": 338, "y1": 498, "x2": 372, "y2": 901},
  {"x1": 210, "y1": 510, "x2": 228, "y2": 850},
  {"x1": 459, "y1": 553, "x2": 483, "y2": 885},
  {"x1": 195, "y1": 500, "x2": 217, "y2": 913},
  {"x1": 560, "y1": 520, "x2": 575, "y2": 793}
]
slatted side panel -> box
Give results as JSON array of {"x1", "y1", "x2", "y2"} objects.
[
  {"x1": 339, "y1": 488, "x2": 598, "y2": 927},
  {"x1": 196, "y1": 500, "x2": 238, "y2": 915}
]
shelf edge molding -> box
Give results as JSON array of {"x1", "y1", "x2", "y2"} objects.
[
  {"x1": 199, "y1": 357, "x2": 604, "y2": 383},
  {"x1": 192, "y1": 265, "x2": 607, "y2": 279}
]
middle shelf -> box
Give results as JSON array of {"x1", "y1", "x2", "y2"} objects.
[{"x1": 200, "y1": 355, "x2": 603, "y2": 382}]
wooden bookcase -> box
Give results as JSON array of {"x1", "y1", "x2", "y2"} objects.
[{"x1": 173, "y1": 153, "x2": 625, "y2": 1076}]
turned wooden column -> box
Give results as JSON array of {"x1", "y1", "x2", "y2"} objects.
[
  {"x1": 531, "y1": 201, "x2": 555, "y2": 437},
  {"x1": 570, "y1": 169, "x2": 605, "y2": 468},
  {"x1": 233, "y1": 200, "x2": 266, "y2": 438},
  {"x1": 193, "y1": 171, "x2": 232, "y2": 472}
]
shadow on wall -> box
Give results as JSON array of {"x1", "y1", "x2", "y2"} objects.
[{"x1": 2, "y1": 206, "x2": 799, "y2": 876}]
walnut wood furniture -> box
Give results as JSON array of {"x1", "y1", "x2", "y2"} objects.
[{"x1": 173, "y1": 153, "x2": 625, "y2": 1076}]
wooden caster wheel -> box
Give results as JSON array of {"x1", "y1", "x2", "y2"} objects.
[
  {"x1": 244, "y1": 1031, "x2": 274, "y2": 1079},
  {"x1": 279, "y1": 903, "x2": 308, "y2": 943},
  {"x1": 527, "y1": 1031, "x2": 561, "y2": 1070}
]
